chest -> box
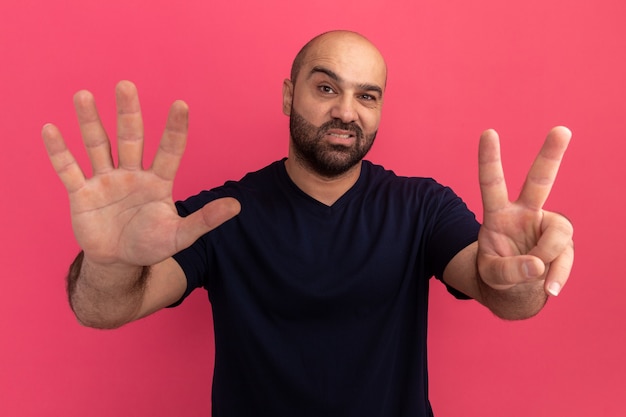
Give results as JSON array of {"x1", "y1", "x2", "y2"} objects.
[{"x1": 209, "y1": 198, "x2": 431, "y2": 320}]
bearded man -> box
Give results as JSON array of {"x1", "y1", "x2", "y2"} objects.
[{"x1": 42, "y1": 30, "x2": 574, "y2": 416}]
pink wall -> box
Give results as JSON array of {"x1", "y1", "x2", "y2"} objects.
[{"x1": 1, "y1": 0, "x2": 625, "y2": 416}]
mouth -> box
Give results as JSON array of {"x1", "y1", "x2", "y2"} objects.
[
  {"x1": 328, "y1": 132, "x2": 353, "y2": 139},
  {"x1": 324, "y1": 129, "x2": 357, "y2": 144}
]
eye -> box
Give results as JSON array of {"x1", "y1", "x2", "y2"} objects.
[
  {"x1": 318, "y1": 85, "x2": 336, "y2": 94},
  {"x1": 359, "y1": 94, "x2": 380, "y2": 108}
]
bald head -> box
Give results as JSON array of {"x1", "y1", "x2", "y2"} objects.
[
  {"x1": 282, "y1": 31, "x2": 387, "y2": 180},
  {"x1": 290, "y1": 31, "x2": 387, "y2": 89}
]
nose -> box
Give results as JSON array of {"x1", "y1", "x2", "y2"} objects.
[{"x1": 330, "y1": 95, "x2": 358, "y2": 124}]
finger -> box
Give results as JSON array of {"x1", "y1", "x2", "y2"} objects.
[
  {"x1": 544, "y1": 242, "x2": 574, "y2": 296},
  {"x1": 479, "y1": 129, "x2": 509, "y2": 213},
  {"x1": 478, "y1": 253, "x2": 546, "y2": 289},
  {"x1": 528, "y1": 211, "x2": 574, "y2": 264},
  {"x1": 42, "y1": 123, "x2": 86, "y2": 193},
  {"x1": 74, "y1": 90, "x2": 114, "y2": 175},
  {"x1": 176, "y1": 197, "x2": 242, "y2": 250},
  {"x1": 518, "y1": 126, "x2": 571, "y2": 210},
  {"x1": 115, "y1": 80, "x2": 145, "y2": 170},
  {"x1": 151, "y1": 100, "x2": 189, "y2": 181}
]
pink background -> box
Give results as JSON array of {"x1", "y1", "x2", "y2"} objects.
[{"x1": 1, "y1": 0, "x2": 625, "y2": 416}]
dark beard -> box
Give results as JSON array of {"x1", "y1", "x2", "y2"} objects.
[{"x1": 289, "y1": 109, "x2": 377, "y2": 178}]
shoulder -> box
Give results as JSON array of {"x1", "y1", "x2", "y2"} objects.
[
  {"x1": 362, "y1": 160, "x2": 442, "y2": 187},
  {"x1": 175, "y1": 160, "x2": 285, "y2": 215},
  {"x1": 358, "y1": 162, "x2": 477, "y2": 237},
  {"x1": 360, "y1": 160, "x2": 458, "y2": 203}
]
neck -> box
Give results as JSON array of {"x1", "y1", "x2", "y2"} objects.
[{"x1": 284, "y1": 156, "x2": 362, "y2": 207}]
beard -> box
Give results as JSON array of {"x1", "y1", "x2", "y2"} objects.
[{"x1": 289, "y1": 109, "x2": 377, "y2": 178}]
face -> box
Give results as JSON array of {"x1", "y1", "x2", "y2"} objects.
[
  {"x1": 283, "y1": 32, "x2": 387, "y2": 178},
  {"x1": 288, "y1": 108, "x2": 377, "y2": 177}
]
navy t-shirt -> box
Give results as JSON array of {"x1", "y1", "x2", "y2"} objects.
[{"x1": 173, "y1": 159, "x2": 480, "y2": 417}]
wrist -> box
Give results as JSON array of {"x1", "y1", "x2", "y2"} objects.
[
  {"x1": 476, "y1": 276, "x2": 548, "y2": 320},
  {"x1": 67, "y1": 251, "x2": 150, "y2": 295},
  {"x1": 67, "y1": 251, "x2": 151, "y2": 328}
]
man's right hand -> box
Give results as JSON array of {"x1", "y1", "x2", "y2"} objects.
[{"x1": 42, "y1": 80, "x2": 241, "y2": 270}]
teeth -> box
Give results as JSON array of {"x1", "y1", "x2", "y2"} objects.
[{"x1": 329, "y1": 133, "x2": 351, "y2": 138}]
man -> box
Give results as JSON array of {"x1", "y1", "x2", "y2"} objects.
[{"x1": 42, "y1": 31, "x2": 574, "y2": 416}]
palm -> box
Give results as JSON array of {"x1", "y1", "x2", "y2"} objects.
[
  {"x1": 480, "y1": 204, "x2": 542, "y2": 254},
  {"x1": 68, "y1": 169, "x2": 180, "y2": 265},
  {"x1": 476, "y1": 127, "x2": 574, "y2": 293},
  {"x1": 43, "y1": 81, "x2": 240, "y2": 267}
]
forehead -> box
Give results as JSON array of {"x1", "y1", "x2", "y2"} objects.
[{"x1": 298, "y1": 34, "x2": 387, "y2": 90}]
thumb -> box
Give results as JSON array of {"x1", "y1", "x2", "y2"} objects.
[
  {"x1": 176, "y1": 197, "x2": 241, "y2": 248},
  {"x1": 478, "y1": 253, "x2": 546, "y2": 289}
]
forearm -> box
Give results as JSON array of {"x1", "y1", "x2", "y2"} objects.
[
  {"x1": 67, "y1": 251, "x2": 150, "y2": 329},
  {"x1": 476, "y1": 276, "x2": 548, "y2": 320}
]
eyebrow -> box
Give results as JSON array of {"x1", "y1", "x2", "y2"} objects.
[{"x1": 308, "y1": 66, "x2": 384, "y2": 98}]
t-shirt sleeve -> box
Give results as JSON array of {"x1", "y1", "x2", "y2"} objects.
[
  {"x1": 168, "y1": 190, "x2": 219, "y2": 307},
  {"x1": 425, "y1": 184, "x2": 480, "y2": 299}
]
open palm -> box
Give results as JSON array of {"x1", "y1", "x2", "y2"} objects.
[{"x1": 42, "y1": 81, "x2": 240, "y2": 267}]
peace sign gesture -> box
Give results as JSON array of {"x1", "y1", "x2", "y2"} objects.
[{"x1": 476, "y1": 127, "x2": 574, "y2": 299}]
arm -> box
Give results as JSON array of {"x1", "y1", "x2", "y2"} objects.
[
  {"x1": 43, "y1": 81, "x2": 240, "y2": 328},
  {"x1": 442, "y1": 127, "x2": 574, "y2": 320},
  {"x1": 67, "y1": 253, "x2": 186, "y2": 329}
]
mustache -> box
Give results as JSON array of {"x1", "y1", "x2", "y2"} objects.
[{"x1": 318, "y1": 119, "x2": 363, "y2": 138}]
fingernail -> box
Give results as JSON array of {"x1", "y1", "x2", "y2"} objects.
[
  {"x1": 547, "y1": 282, "x2": 561, "y2": 296},
  {"x1": 523, "y1": 261, "x2": 540, "y2": 278}
]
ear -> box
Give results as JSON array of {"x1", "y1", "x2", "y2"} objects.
[{"x1": 282, "y1": 79, "x2": 293, "y2": 116}]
